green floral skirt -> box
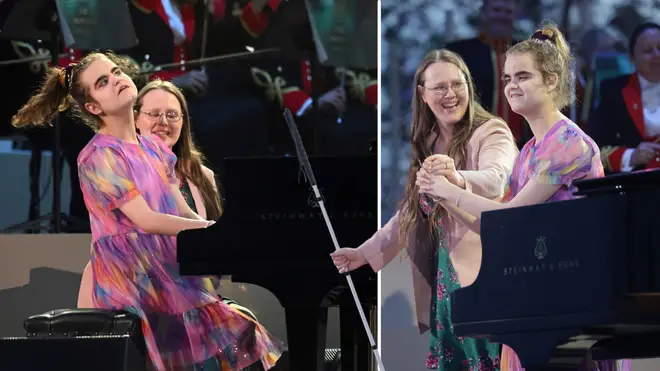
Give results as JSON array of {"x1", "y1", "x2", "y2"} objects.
[{"x1": 426, "y1": 235, "x2": 501, "y2": 371}]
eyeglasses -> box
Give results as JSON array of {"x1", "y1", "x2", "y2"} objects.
[
  {"x1": 422, "y1": 81, "x2": 467, "y2": 96},
  {"x1": 139, "y1": 110, "x2": 183, "y2": 122}
]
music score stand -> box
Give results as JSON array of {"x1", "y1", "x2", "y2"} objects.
[{"x1": 1, "y1": 0, "x2": 137, "y2": 233}]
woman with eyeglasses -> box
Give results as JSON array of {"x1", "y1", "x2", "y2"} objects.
[{"x1": 330, "y1": 49, "x2": 518, "y2": 370}]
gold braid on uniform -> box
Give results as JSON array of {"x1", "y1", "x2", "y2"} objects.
[
  {"x1": 599, "y1": 145, "x2": 620, "y2": 172},
  {"x1": 250, "y1": 67, "x2": 299, "y2": 108}
]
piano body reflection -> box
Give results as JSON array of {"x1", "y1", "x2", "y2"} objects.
[
  {"x1": 177, "y1": 156, "x2": 377, "y2": 371},
  {"x1": 451, "y1": 169, "x2": 660, "y2": 370}
]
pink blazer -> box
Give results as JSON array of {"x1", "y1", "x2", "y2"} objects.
[{"x1": 358, "y1": 119, "x2": 518, "y2": 333}]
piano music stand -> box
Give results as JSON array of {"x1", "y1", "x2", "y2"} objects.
[
  {"x1": 282, "y1": 108, "x2": 385, "y2": 371},
  {"x1": 0, "y1": 0, "x2": 137, "y2": 233}
]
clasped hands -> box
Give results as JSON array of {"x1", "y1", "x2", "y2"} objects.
[
  {"x1": 330, "y1": 155, "x2": 462, "y2": 275},
  {"x1": 415, "y1": 154, "x2": 463, "y2": 201}
]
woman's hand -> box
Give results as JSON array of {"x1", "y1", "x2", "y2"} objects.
[
  {"x1": 415, "y1": 166, "x2": 431, "y2": 188},
  {"x1": 418, "y1": 174, "x2": 453, "y2": 200},
  {"x1": 423, "y1": 154, "x2": 465, "y2": 188},
  {"x1": 330, "y1": 248, "x2": 367, "y2": 274},
  {"x1": 415, "y1": 166, "x2": 443, "y2": 201}
]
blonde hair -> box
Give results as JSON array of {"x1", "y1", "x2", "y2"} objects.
[{"x1": 506, "y1": 22, "x2": 575, "y2": 110}]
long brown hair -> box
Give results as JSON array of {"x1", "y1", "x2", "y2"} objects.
[
  {"x1": 398, "y1": 49, "x2": 499, "y2": 244},
  {"x1": 506, "y1": 22, "x2": 575, "y2": 110},
  {"x1": 134, "y1": 80, "x2": 223, "y2": 220},
  {"x1": 11, "y1": 51, "x2": 140, "y2": 129}
]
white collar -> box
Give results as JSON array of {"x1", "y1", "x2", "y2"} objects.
[
  {"x1": 638, "y1": 73, "x2": 660, "y2": 91},
  {"x1": 161, "y1": 0, "x2": 186, "y2": 44}
]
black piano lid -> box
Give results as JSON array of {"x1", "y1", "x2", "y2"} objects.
[
  {"x1": 177, "y1": 155, "x2": 378, "y2": 269},
  {"x1": 573, "y1": 168, "x2": 660, "y2": 196},
  {"x1": 450, "y1": 169, "x2": 660, "y2": 368},
  {"x1": 451, "y1": 195, "x2": 629, "y2": 333},
  {"x1": 177, "y1": 155, "x2": 378, "y2": 371}
]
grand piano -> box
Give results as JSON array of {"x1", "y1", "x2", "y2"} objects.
[
  {"x1": 177, "y1": 155, "x2": 378, "y2": 371},
  {"x1": 451, "y1": 169, "x2": 660, "y2": 370}
]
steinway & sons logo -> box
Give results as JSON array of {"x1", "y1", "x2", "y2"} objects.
[
  {"x1": 260, "y1": 210, "x2": 374, "y2": 221},
  {"x1": 259, "y1": 187, "x2": 374, "y2": 220},
  {"x1": 502, "y1": 236, "x2": 580, "y2": 276}
]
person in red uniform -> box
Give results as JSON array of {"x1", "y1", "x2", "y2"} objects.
[
  {"x1": 589, "y1": 22, "x2": 660, "y2": 173},
  {"x1": 444, "y1": 0, "x2": 527, "y2": 147},
  {"x1": 236, "y1": 0, "x2": 378, "y2": 156},
  {"x1": 121, "y1": 0, "x2": 276, "y2": 163},
  {"x1": 122, "y1": 0, "x2": 215, "y2": 93}
]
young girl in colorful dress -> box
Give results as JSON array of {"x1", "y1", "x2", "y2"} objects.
[
  {"x1": 416, "y1": 24, "x2": 631, "y2": 371},
  {"x1": 77, "y1": 79, "x2": 258, "y2": 322},
  {"x1": 12, "y1": 51, "x2": 282, "y2": 371}
]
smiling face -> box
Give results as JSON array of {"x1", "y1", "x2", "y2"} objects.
[
  {"x1": 418, "y1": 61, "x2": 469, "y2": 126},
  {"x1": 503, "y1": 52, "x2": 557, "y2": 115},
  {"x1": 78, "y1": 56, "x2": 137, "y2": 117},
  {"x1": 632, "y1": 27, "x2": 660, "y2": 82},
  {"x1": 135, "y1": 88, "x2": 183, "y2": 149}
]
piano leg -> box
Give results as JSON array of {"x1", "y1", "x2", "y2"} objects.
[
  {"x1": 284, "y1": 307, "x2": 328, "y2": 371},
  {"x1": 339, "y1": 298, "x2": 373, "y2": 371}
]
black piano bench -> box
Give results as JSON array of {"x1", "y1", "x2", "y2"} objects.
[{"x1": 0, "y1": 309, "x2": 147, "y2": 371}]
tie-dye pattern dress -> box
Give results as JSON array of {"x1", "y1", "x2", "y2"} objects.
[
  {"x1": 77, "y1": 133, "x2": 283, "y2": 371},
  {"x1": 498, "y1": 119, "x2": 631, "y2": 371}
]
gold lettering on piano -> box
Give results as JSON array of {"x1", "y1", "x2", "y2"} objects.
[
  {"x1": 502, "y1": 235, "x2": 580, "y2": 276},
  {"x1": 503, "y1": 260, "x2": 580, "y2": 276},
  {"x1": 259, "y1": 211, "x2": 374, "y2": 221}
]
